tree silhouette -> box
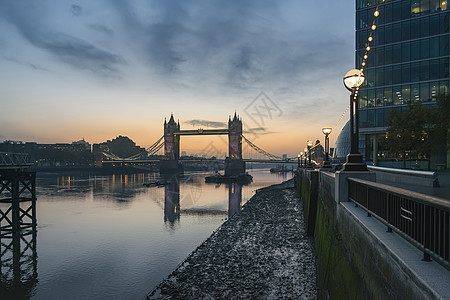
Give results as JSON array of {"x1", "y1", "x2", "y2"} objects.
[{"x1": 383, "y1": 103, "x2": 434, "y2": 169}]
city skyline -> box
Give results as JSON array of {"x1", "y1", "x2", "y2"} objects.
[{"x1": 0, "y1": 1, "x2": 355, "y2": 156}]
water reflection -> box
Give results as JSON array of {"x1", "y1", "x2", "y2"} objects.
[
  {"x1": 0, "y1": 225, "x2": 38, "y2": 299},
  {"x1": 2, "y1": 169, "x2": 291, "y2": 300},
  {"x1": 164, "y1": 176, "x2": 180, "y2": 225},
  {"x1": 228, "y1": 183, "x2": 242, "y2": 218},
  {"x1": 163, "y1": 175, "x2": 245, "y2": 225}
]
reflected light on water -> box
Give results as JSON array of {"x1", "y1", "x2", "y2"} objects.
[{"x1": 1, "y1": 168, "x2": 292, "y2": 299}]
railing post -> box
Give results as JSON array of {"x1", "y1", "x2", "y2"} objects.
[
  {"x1": 386, "y1": 194, "x2": 392, "y2": 232},
  {"x1": 423, "y1": 205, "x2": 431, "y2": 262}
]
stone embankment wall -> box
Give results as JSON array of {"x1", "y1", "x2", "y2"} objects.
[{"x1": 296, "y1": 169, "x2": 438, "y2": 299}]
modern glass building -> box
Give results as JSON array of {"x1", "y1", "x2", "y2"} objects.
[{"x1": 356, "y1": 0, "x2": 449, "y2": 168}]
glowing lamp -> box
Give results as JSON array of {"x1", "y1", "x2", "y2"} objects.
[
  {"x1": 343, "y1": 69, "x2": 365, "y2": 91},
  {"x1": 322, "y1": 127, "x2": 332, "y2": 136}
]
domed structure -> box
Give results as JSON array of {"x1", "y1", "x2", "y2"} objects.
[{"x1": 333, "y1": 120, "x2": 351, "y2": 161}]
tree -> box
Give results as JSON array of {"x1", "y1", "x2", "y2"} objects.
[
  {"x1": 434, "y1": 95, "x2": 450, "y2": 167},
  {"x1": 383, "y1": 103, "x2": 434, "y2": 169},
  {"x1": 383, "y1": 108, "x2": 412, "y2": 169}
]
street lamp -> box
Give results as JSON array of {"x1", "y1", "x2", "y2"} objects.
[
  {"x1": 300, "y1": 152, "x2": 303, "y2": 167},
  {"x1": 343, "y1": 69, "x2": 367, "y2": 171},
  {"x1": 307, "y1": 140, "x2": 313, "y2": 168},
  {"x1": 297, "y1": 153, "x2": 301, "y2": 168},
  {"x1": 303, "y1": 148, "x2": 307, "y2": 168},
  {"x1": 322, "y1": 127, "x2": 332, "y2": 168}
]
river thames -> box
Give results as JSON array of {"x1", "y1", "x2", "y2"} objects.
[{"x1": 0, "y1": 168, "x2": 292, "y2": 299}]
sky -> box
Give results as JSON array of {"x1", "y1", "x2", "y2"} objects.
[{"x1": 0, "y1": 0, "x2": 355, "y2": 157}]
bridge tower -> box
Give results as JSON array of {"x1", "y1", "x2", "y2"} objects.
[
  {"x1": 161, "y1": 114, "x2": 183, "y2": 174},
  {"x1": 225, "y1": 113, "x2": 245, "y2": 175}
]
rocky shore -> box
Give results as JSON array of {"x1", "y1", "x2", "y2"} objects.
[{"x1": 148, "y1": 179, "x2": 317, "y2": 299}]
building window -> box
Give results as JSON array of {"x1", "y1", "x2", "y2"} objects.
[
  {"x1": 430, "y1": 37, "x2": 439, "y2": 57},
  {"x1": 402, "y1": 84, "x2": 411, "y2": 103},
  {"x1": 430, "y1": 58, "x2": 440, "y2": 79},
  {"x1": 411, "y1": 83, "x2": 421, "y2": 101},
  {"x1": 420, "y1": 82, "x2": 430, "y2": 101},
  {"x1": 431, "y1": 81, "x2": 440, "y2": 100},
  {"x1": 420, "y1": 60, "x2": 430, "y2": 80},
  {"x1": 393, "y1": 85, "x2": 403, "y2": 104}
]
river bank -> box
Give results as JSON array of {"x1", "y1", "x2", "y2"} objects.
[{"x1": 148, "y1": 179, "x2": 317, "y2": 299}]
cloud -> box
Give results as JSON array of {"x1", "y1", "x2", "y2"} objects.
[
  {"x1": 4, "y1": 56, "x2": 51, "y2": 72},
  {"x1": 184, "y1": 120, "x2": 227, "y2": 128},
  {"x1": 244, "y1": 127, "x2": 277, "y2": 135},
  {"x1": 106, "y1": 0, "x2": 352, "y2": 94},
  {"x1": 89, "y1": 23, "x2": 114, "y2": 35},
  {"x1": 0, "y1": 1, "x2": 125, "y2": 77},
  {"x1": 0, "y1": 0, "x2": 354, "y2": 96},
  {"x1": 71, "y1": 5, "x2": 82, "y2": 17}
]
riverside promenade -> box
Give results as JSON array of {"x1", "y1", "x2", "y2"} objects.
[{"x1": 148, "y1": 180, "x2": 317, "y2": 299}]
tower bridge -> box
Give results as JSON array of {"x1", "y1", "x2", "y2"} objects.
[
  {"x1": 162, "y1": 112, "x2": 244, "y2": 174},
  {"x1": 100, "y1": 112, "x2": 298, "y2": 174}
]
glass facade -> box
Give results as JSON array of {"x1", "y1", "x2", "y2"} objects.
[{"x1": 356, "y1": 0, "x2": 450, "y2": 162}]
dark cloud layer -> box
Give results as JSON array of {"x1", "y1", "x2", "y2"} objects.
[
  {"x1": 185, "y1": 120, "x2": 227, "y2": 128},
  {"x1": 4, "y1": 56, "x2": 51, "y2": 72},
  {"x1": 244, "y1": 127, "x2": 277, "y2": 135},
  {"x1": 114, "y1": 0, "x2": 350, "y2": 91},
  {"x1": 0, "y1": 1, "x2": 124, "y2": 77},
  {"x1": 0, "y1": 0, "x2": 353, "y2": 92}
]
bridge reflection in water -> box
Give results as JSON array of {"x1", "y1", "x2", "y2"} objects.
[
  {"x1": 163, "y1": 175, "x2": 244, "y2": 225},
  {"x1": 0, "y1": 225, "x2": 37, "y2": 299}
]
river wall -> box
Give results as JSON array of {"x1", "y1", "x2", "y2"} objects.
[{"x1": 296, "y1": 168, "x2": 445, "y2": 299}]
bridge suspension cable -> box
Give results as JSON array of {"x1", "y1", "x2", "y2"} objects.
[
  {"x1": 148, "y1": 141, "x2": 164, "y2": 156},
  {"x1": 241, "y1": 135, "x2": 283, "y2": 160},
  {"x1": 102, "y1": 136, "x2": 165, "y2": 161},
  {"x1": 146, "y1": 136, "x2": 164, "y2": 153}
]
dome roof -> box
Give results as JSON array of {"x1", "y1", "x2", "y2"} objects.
[{"x1": 333, "y1": 120, "x2": 351, "y2": 160}]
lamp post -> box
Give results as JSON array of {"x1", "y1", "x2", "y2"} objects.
[
  {"x1": 303, "y1": 148, "x2": 308, "y2": 168},
  {"x1": 307, "y1": 140, "x2": 313, "y2": 168},
  {"x1": 343, "y1": 69, "x2": 367, "y2": 171},
  {"x1": 297, "y1": 154, "x2": 301, "y2": 168},
  {"x1": 300, "y1": 152, "x2": 303, "y2": 167},
  {"x1": 322, "y1": 127, "x2": 332, "y2": 168}
]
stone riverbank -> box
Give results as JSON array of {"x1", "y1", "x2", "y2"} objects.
[{"x1": 147, "y1": 179, "x2": 317, "y2": 299}]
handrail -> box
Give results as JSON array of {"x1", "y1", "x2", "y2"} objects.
[
  {"x1": 367, "y1": 165, "x2": 436, "y2": 177},
  {"x1": 347, "y1": 177, "x2": 450, "y2": 270},
  {"x1": 0, "y1": 152, "x2": 30, "y2": 166},
  {"x1": 348, "y1": 177, "x2": 450, "y2": 210}
]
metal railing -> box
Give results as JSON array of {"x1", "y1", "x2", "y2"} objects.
[
  {"x1": 348, "y1": 177, "x2": 450, "y2": 270},
  {"x1": 0, "y1": 152, "x2": 30, "y2": 167}
]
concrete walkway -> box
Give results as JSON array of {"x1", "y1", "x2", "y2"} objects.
[
  {"x1": 377, "y1": 171, "x2": 450, "y2": 200},
  {"x1": 147, "y1": 180, "x2": 317, "y2": 299}
]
